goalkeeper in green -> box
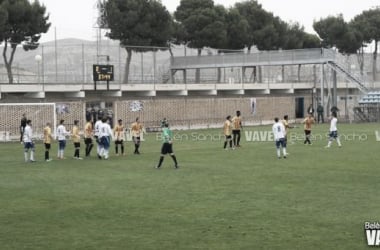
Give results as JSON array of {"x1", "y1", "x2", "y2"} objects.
[{"x1": 155, "y1": 122, "x2": 179, "y2": 169}]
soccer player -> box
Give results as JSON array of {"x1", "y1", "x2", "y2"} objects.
[
  {"x1": 94, "y1": 116, "x2": 103, "y2": 159},
  {"x1": 56, "y1": 119, "x2": 69, "y2": 159},
  {"x1": 131, "y1": 117, "x2": 143, "y2": 154},
  {"x1": 98, "y1": 117, "x2": 113, "y2": 159},
  {"x1": 325, "y1": 111, "x2": 342, "y2": 148},
  {"x1": 302, "y1": 113, "x2": 315, "y2": 145},
  {"x1": 72, "y1": 120, "x2": 82, "y2": 160},
  {"x1": 20, "y1": 113, "x2": 27, "y2": 143},
  {"x1": 114, "y1": 119, "x2": 125, "y2": 156},
  {"x1": 155, "y1": 122, "x2": 179, "y2": 169},
  {"x1": 23, "y1": 119, "x2": 35, "y2": 162},
  {"x1": 84, "y1": 117, "x2": 94, "y2": 157},
  {"x1": 272, "y1": 117, "x2": 287, "y2": 159},
  {"x1": 232, "y1": 110, "x2": 242, "y2": 147},
  {"x1": 223, "y1": 115, "x2": 233, "y2": 150},
  {"x1": 282, "y1": 115, "x2": 293, "y2": 145},
  {"x1": 43, "y1": 122, "x2": 53, "y2": 162}
]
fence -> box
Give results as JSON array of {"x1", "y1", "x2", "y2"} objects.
[{"x1": 1, "y1": 41, "x2": 379, "y2": 85}]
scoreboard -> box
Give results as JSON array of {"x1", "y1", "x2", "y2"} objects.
[{"x1": 93, "y1": 64, "x2": 114, "y2": 81}]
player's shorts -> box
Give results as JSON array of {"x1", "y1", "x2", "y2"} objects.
[
  {"x1": 133, "y1": 136, "x2": 141, "y2": 144},
  {"x1": 232, "y1": 130, "x2": 241, "y2": 135},
  {"x1": 58, "y1": 140, "x2": 66, "y2": 150},
  {"x1": 74, "y1": 142, "x2": 80, "y2": 148},
  {"x1": 100, "y1": 136, "x2": 110, "y2": 150},
  {"x1": 329, "y1": 131, "x2": 338, "y2": 138},
  {"x1": 275, "y1": 138, "x2": 286, "y2": 148},
  {"x1": 161, "y1": 142, "x2": 173, "y2": 155},
  {"x1": 225, "y1": 135, "x2": 232, "y2": 140},
  {"x1": 24, "y1": 142, "x2": 35, "y2": 150},
  {"x1": 304, "y1": 130, "x2": 311, "y2": 135},
  {"x1": 44, "y1": 143, "x2": 51, "y2": 150},
  {"x1": 115, "y1": 140, "x2": 124, "y2": 145},
  {"x1": 84, "y1": 138, "x2": 93, "y2": 145}
]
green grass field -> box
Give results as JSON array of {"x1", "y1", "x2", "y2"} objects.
[{"x1": 0, "y1": 123, "x2": 379, "y2": 250}]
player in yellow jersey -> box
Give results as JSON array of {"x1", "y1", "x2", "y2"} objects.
[
  {"x1": 114, "y1": 119, "x2": 125, "y2": 156},
  {"x1": 43, "y1": 122, "x2": 53, "y2": 162},
  {"x1": 84, "y1": 117, "x2": 93, "y2": 157},
  {"x1": 232, "y1": 110, "x2": 242, "y2": 147},
  {"x1": 223, "y1": 115, "x2": 233, "y2": 150},
  {"x1": 72, "y1": 120, "x2": 82, "y2": 159},
  {"x1": 302, "y1": 113, "x2": 315, "y2": 145},
  {"x1": 282, "y1": 115, "x2": 293, "y2": 147},
  {"x1": 131, "y1": 117, "x2": 144, "y2": 154}
]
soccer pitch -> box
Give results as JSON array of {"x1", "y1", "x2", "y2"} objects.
[{"x1": 0, "y1": 123, "x2": 379, "y2": 249}]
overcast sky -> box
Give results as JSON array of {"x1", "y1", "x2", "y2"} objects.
[{"x1": 39, "y1": 0, "x2": 380, "y2": 43}]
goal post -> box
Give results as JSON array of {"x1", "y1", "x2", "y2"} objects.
[{"x1": 0, "y1": 103, "x2": 56, "y2": 141}]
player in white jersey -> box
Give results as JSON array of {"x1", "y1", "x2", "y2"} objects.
[
  {"x1": 94, "y1": 116, "x2": 103, "y2": 158},
  {"x1": 325, "y1": 111, "x2": 342, "y2": 148},
  {"x1": 272, "y1": 117, "x2": 287, "y2": 159},
  {"x1": 98, "y1": 117, "x2": 113, "y2": 160},
  {"x1": 56, "y1": 119, "x2": 69, "y2": 159},
  {"x1": 23, "y1": 120, "x2": 35, "y2": 162}
]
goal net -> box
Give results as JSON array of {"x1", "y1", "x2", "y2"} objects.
[{"x1": 0, "y1": 103, "x2": 56, "y2": 141}]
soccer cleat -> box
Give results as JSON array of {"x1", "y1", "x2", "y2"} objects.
[
  {"x1": 283, "y1": 156, "x2": 287, "y2": 159},
  {"x1": 97, "y1": 154, "x2": 102, "y2": 159},
  {"x1": 155, "y1": 166, "x2": 161, "y2": 169},
  {"x1": 46, "y1": 159, "x2": 52, "y2": 162},
  {"x1": 174, "y1": 165, "x2": 179, "y2": 169}
]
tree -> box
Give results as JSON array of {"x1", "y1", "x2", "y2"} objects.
[
  {"x1": 352, "y1": 7, "x2": 380, "y2": 81},
  {"x1": 103, "y1": 0, "x2": 173, "y2": 83},
  {"x1": 313, "y1": 15, "x2": 348, "y2": 49},
  {"x1": 314, "y1": 15, "x2": 366, "y2": 75},
  {"x1": 174, "y1": 0, "x2": 227, "y2": 52},
  {"x1": 0, "y1": 0, "x2": 50, "y2": 84},
  {"x1": 174, "y1": 0, "x2": 227, "y2": 82},
  {"x1": 234, "y1": 0, "x2": 275, "y2": 51},
  {"x1": 225, "y1": 7, "x2": 250, "y2": 50}
]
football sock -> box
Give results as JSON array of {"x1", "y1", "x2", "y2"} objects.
[
  {"x1": 121, "y1": 145, "x2": 124, "y2": 154},
  {"x1": 229, "y1": 140, "x2": 233, "y2": 148},
  {"x1": 277, "y1": 148, "x2": 281, "y2": 158},
  {"x1": 30, "y1": 151, "x2": 34, "y2": 161},
  {"x1": 24, "y1": 152, "x2": 28, "y2": 162},
  {"x1": 157, "y1": 156, "x2": 164, "y2": 168},
  {"x1": 223, "y1": 141, "x2": 227, "y2": 148},
  {"x1": 115, "y1": 146, "x2": 118, "y2": 154},
  {"x1": 337, "y1": 138, "x2": 342, "y2": 146},
  {"x1": 283, "y1": 148, "x2": 287, "y2": 156},
  {"x1": 87, "y1": 144, "x2": 93, "y2": 156},
  {"x1": 171, "y1": 155, "x2": 178, "y2": 165},
  {"x1": 45, "y1": 150, "x2": 49, "y2": 160}
]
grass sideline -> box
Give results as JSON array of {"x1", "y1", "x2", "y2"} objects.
[{"x1": 0, "y1": 123, "x2": 379, "y2": 249}]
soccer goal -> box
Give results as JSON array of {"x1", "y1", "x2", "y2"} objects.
[{"x1": 0, "y1": 103, "x2": 56, "y2": 141}]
